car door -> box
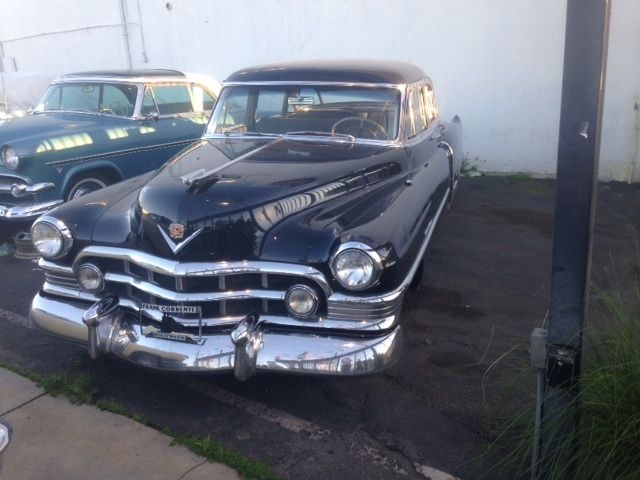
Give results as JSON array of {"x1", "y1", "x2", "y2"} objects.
[
  {"x1": 134, "y1": 83, "x2": 213, "y2": 172},
  {"x1": 403, "y1": 82, "x2": 451, "y2": 249}
]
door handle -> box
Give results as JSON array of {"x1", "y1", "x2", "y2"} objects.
[
  {"x1": 424, "y1": 161, "x2": 430, "y2": 168},
  {"x1": 429, "y1": 133, "x2": 443, "y2": 141}
]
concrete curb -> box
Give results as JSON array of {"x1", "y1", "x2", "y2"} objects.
[{"x1": 0, "y1": 367, "x2": 241, "y2": 480}]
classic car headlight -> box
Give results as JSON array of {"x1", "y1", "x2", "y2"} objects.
[
  {"x1": 285, "y1": 285, "x2": 319, "y2": 318},
  {"x1": 77, "y1": 263, "x2": 105, "y2": 293},
  {"x1": 1, "y1": 146, "x2": 19, "y2": 170},
  {"x1": 30, "y1": 217, "x2": 73, "y2": 259},
  {"x1": 330, "y1": 242, "x2": 383, "y2": 291}
]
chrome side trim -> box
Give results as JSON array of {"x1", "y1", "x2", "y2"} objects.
[
  {"x1": 0, "y1": 200, "x2": 63, "y2": 219},
  {"x1": 73, "y1": 246, "x2": 332, "y2": 297},
  {"x1": 30, "y1": 293, "x2": 402, "y2": 379},
  {"x1": 45, "y1": 139, "x2": 195, "y2": 167}
]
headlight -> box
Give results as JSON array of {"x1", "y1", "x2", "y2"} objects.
[
  {"x1": 1, "y1": 146, "x2": 19, "y2": 170},
  {"x1": 330, "y1": 242, "x2": 383, "y2": 291},
  {"x1": 30, "y1": 216, "x2": 73, "y2": 259},
  {"x1": 285, "y1": 285, "x2": 319, "y2": 318},
  {"x1": 77, "y1": 263, "x2": 104, "y2": 293}
]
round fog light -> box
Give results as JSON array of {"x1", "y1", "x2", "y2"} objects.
[
  {"x1": 285, "y1": 285, "x2": 319, "y2": 318},
  {"x1": 77, "y1": 264, "x2": 105, "y2": 293}
]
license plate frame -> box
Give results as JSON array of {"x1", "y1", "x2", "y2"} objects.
[{"x1": 139, "y1": 303, "x2": 203, "y2": 344}]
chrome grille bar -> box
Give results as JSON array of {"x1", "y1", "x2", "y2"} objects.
[
  {"x1": 104, "y1": 272, "x2": 285, "y2": 303},
  {"x1": 74, "y1": 246, "x2": 331, "y2": 296}
]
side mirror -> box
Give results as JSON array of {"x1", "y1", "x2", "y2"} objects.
[
  {"x1": 0, "y1": 418, "x2": 13, "y2": 472},
  {"x1": 142, "y1": 111, "x2": 159, "y2": 122}
]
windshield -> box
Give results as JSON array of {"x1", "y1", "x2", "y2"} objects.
[
  {"x1": 36, "y1": 82, "x2": 139, "y2": 117},
  {"x1": 206, "y1": 85, "x2": 401, "y2": 141}
]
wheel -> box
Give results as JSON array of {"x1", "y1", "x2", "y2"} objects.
[
  {"x1": 331, "y1": 116, "x2": 388, "y2": 140},
  {"x1": 66, "y1": 173, "x2": 109, "y2": 201}
]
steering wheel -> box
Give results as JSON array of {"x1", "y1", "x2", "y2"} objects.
[{"x1": 331, "y1": 116, "x2": 388, "y2": 140}]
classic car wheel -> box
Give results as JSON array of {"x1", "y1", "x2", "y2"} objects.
[
  {"x1": 66, "y1": 174, "x2": 109, "y2": 201},
  {"x1": 331, "y1": 116, "x2": 388, "y2": 140}
]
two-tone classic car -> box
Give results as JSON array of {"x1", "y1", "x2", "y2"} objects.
[
  {"x1": 0, "y1": 70, "x2": 220, "y2": 241},
  {"x1": 28, "y1": 60, "x2": 462, "y2": 381}
]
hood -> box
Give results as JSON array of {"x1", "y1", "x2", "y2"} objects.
[
  {"x1": 130, "y1": 137, "x2": 405, "y2": 260},
  {"x1": 0, "y1": 111, "x2": 133, "y2": 148}
]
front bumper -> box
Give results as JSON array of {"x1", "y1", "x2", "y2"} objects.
[
  {"x1": 0, "y1": 199, "x2": 63, "y2": 220},
  {"x1": 30, "y1": 293, "x2": 402, "y2": 380}
]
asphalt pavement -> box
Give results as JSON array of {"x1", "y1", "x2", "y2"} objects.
[{"x1": 0, "y1": 176, "x2": 637, "y2": 479}]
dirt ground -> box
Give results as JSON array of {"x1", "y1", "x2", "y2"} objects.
[{"x1": 0, "y1": 176, "x2": 638, "y2": 479}]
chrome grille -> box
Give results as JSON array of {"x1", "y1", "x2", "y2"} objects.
[
  {"x1": 39, "y1": 246, "x2": 405, "y2": 332},
  {"x1": 44, "y1": 271, "x2": 80, "y2": 290},
  {"x1": 74, "y1": 247, "x2": 329, "y2": 327}
]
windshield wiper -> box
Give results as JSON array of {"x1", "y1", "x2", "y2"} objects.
[
  {"x1": 222, "y1": 131, "x2": 276, "y2": 137},
  {"x1": 285, "y1": 131, "x2": 356, "y2": 142}
]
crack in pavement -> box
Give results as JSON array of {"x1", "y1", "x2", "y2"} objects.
[
  {"x1": 177, "y1": 460, "x2": 208, "y2": 480},
  {"x1": 0, "y1": 391, "x2": 47, "y2": 417}
]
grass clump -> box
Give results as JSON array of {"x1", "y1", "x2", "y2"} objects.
[
  {"x1": 460, "y1": 157, "x2": 483, "y2": 177},
  {"x1": 39, "y1": 372, "x2": 95, "y2": 404},
  {"x1": 484, "y1": 285, "x2": 640, "y2": 479},
  {"x1": 0, "y1": 361, "x2": 94, "y2": 404},
  {"x1": 173, "y1": 434, "x2": 280, "y2": 480},
  {"x1": 96, "y1": 400, "x2": 150, "y2": 425}
]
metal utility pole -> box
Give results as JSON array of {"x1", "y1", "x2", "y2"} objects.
[{"x1": 534, "y1": 0, "x2": 611, "y2": 478}]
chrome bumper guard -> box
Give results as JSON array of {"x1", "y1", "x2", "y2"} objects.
[
  {"x1": 30, "y1": 293, "x2": 402, "y2": 381},
  {"x1": 0, "y1": 199, "x2": 63, "y2": 220}
]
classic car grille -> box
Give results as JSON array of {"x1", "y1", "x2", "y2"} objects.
[
  {"x1": 40, "y1": 246, "x2": 404, "y2": 332},
  {"x1": 67, "y1": 248, "x2": 331, "y2": 328}
]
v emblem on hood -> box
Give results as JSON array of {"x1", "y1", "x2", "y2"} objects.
[{"x1": 158, "y1": 225, "x2": 204, "y2": 254}]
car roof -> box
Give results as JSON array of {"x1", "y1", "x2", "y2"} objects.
[
  {"x1": 59, "y1": 69, "x2": 187, "y2": 79},
  {"x1": 225, "y1": 59, "x2": 428, "y2": 85}
]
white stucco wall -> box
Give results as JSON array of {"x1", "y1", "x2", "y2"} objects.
[{"x1": 1, "y1": 0, "x2": 638, "y2": 180}]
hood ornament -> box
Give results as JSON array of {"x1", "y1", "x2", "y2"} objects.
[
  {"x1": 158, "y1": 224, "x2": 203, "y2": 254},
  {"x1": 169, "y1": 223, "x2": 185, "y2": 239}
]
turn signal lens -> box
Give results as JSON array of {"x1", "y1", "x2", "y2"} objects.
[
  {"x1": 77, "y1": 264, "x2": 105, "y2": 293},
  {"x1": 285, "y1": 285, "x2": 318, "y2": 318}
]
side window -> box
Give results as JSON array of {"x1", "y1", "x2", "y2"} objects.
[
  {"x1": 423, "y1": 85, "x2": 438, "y2": 123},
  {"x1": 411, "y1": 86, "x2": 426, "y2": 133},
  {"x1": 256, "y1": 89, "x2": 286, "y2": 121},
  {"x1": 190, "y1": 84, "x2": 217, "y2": 112},
  {"x1": 61, "y1": 85, "x2": 100, "y2": 112},
  {"x1": 404, "y1": 86, "x2": 426, "y2": 138},
  {"x1": 102, "y1": 85, "x2": 136, "y2": 116},
  {"x1": 147, "y1": 85, "x2": 194, "y2": 115},
  {"x1": 214, "y1": 88, "x2": 249, "y2": 133},
  {"x1": 141, "y1": 87, "x2": 157, "y2": 116}
]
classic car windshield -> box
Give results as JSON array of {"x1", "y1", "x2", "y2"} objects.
[
  {"x1": 36, "y1": 82, "x2": 138, "y2": 117},
  {"x1": 206, "y1": 85, "x2": 401, "y2": 141}
]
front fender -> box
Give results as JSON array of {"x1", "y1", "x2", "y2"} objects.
[{"x1": 60, "y1": 160, "x2": 124, "y2": 195}]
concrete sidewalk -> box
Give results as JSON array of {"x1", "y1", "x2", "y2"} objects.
[{"x1": 0, "y1": 368, "x2": 241, "y2": 480}]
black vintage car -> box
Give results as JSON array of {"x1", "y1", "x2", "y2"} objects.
[{"x1": 29, "y1": 60, "x2": 463, "y2": 381}]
